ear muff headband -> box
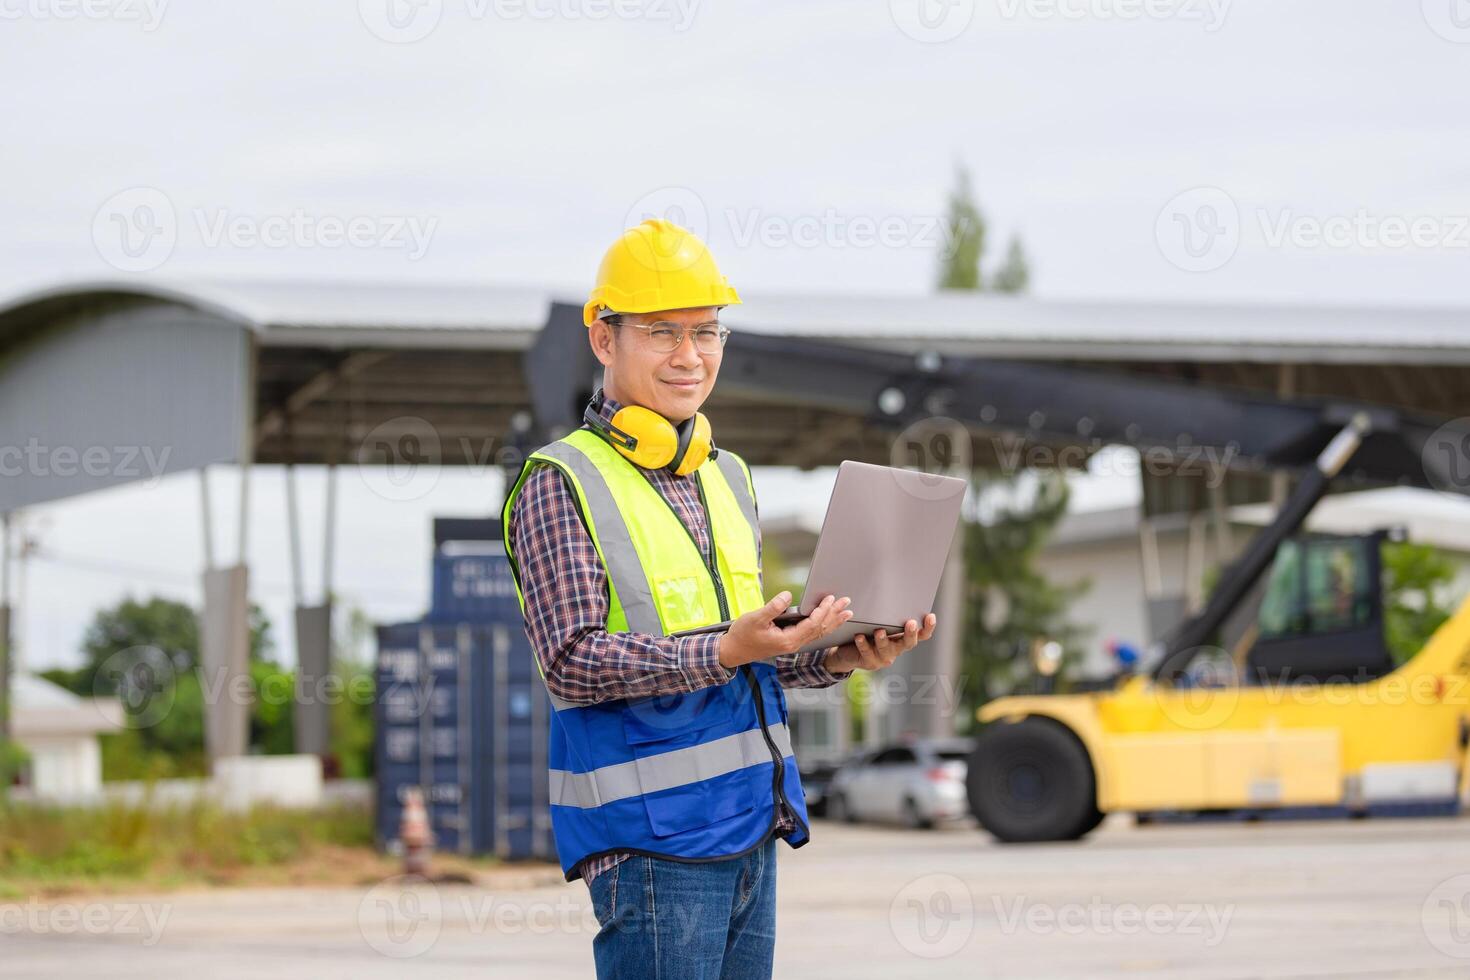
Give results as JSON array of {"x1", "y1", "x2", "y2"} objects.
[
  {"x1": 670, "y1": 413, "x2": 695, "y2": 473},
  {"x1": 673, "y1": 412, "x2": 713, "y2": 476}
]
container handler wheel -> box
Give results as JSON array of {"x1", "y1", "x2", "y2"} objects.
[{"x1": 968, "y1": 717, "x2": 1102, "y2": 842}]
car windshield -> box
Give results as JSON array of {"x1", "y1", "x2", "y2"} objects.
[{"x1": 936, "y1": 750, "x2": 969, "y2": 761}]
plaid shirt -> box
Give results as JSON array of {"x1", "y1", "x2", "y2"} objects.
[{"x1": 507, "y1": 393, "x2": 850, "y2": 884}]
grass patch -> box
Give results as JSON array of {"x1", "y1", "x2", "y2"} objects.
[{"x1": 0, "y1": 797, "x2": 396, "y2": 896}]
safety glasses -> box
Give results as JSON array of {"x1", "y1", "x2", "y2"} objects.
[{"x1": 609, "y1": 317, "x2": 730, "y2": 355}]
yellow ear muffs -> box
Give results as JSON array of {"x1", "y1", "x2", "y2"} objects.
[
  {"x1": 582, "y1": 389, "x2": 715, "y2": 476},
  {"x1": 609, "y1": 404, "x2": 680, "y2": 470},
  {"x1": 669, "y1": 412, "x2": 713, "y2": 477}
]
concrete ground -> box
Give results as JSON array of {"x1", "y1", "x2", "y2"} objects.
[{"x1": 8, "y1": 815, "x2": 1470, "y2": 978}]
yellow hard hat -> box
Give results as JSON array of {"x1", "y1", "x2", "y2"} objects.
[{"x1": 583, "y1": 218, "x2": 741, "y2": 327}]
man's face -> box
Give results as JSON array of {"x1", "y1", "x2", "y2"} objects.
[{"x1": 590, "y1": 306, "x2": 722, "y2": 422}]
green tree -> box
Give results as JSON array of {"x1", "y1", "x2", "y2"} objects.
[
  {"x1": 330, "y1": 662, "x2": 375, "y2": 779},
  {"x1": 960, "y1": 472, "x2": 1090, "y2": 716},
  {"x1": 328, "y1": 601, "x2": 378, "y2": 779},
  {"x1": 991, "y1": 236, "x2": 1030, "y2": 294},
  {"x1": 0, "y1": 739, "x2": 28, "y2": 802},
  {"x1": 250, "y1": 660, "x2": 296, "y2": 756},
  {"x1": 79, "y1": 597, "x2": 200, "y2": 693},
  {"x1": 938, "y1": 164, "x2": 985, "y2": 290},
  {"x1": 46, "y1": 597, "x2": 275, "y2": 697},
  {"x1": 47, "y1": 596, "x2": 277, "y2": 778},
  {"x1": 936, "y1": 164, "x2": 1032, "y2": 293}
]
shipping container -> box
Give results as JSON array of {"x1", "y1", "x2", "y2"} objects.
[{"x1": 374, "y1": 518, "x2": 553, "y2": 863}]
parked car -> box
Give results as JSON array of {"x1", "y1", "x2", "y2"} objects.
[
  {"x1": 798, "y1": 761, "x2": 842, "y2": 818},
  {"x1": 824, "y1": 738, "x2": 974, "y2": 828}
]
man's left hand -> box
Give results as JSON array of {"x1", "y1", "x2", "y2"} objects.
[{"x1": 823, "y1": 613, "x2": 937, "y2": 674}]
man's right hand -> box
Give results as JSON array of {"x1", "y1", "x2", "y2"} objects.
[{"x1": 717, "y1": 591, "x2": 853, "y2": 669}]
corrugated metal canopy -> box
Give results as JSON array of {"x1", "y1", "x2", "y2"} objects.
[{"x1": 1, "y1": 278, "x2": 1467, "y2": 502}]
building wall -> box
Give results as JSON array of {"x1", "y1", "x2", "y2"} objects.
[
  {"x1": 1035, "y1": 522, "x2": 1241, "y2": 678},
  {"x1": 1035, "y1": 538, "x2": 1149, "y2": 677},
  {"x1": 20, "y1": 734, "x2": 102, "y2": 800}
]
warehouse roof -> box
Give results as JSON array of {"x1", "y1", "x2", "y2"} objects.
[{"x1": 2, "y1": 277, "x2": 1468, "y2": 363}]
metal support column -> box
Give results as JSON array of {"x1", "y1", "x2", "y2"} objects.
[
  {"x1": 287, "y1": 461, "x2": 335, "y2": 760},
  {"x1": 200, "y1": 462, "x2": 253, "y2": 767}
]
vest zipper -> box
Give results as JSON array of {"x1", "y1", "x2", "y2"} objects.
[{"x1": 741, "y1": 663, "x2": 803, "y2": 842}]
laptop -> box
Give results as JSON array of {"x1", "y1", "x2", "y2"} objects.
[{"x1": 672, "y1": 460, "x2": 968, "y2": 655}]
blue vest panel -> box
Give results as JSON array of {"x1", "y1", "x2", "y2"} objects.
[{"x1": 546, "y1": 661, "x2": 811, "y2": 879}]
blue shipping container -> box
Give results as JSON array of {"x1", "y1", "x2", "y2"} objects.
[{"x1": 375, "y1": 617, "x2": 552, "y2": 862}]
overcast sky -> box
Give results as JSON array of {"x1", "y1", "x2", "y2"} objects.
[{"x1": 3, "y1": 1, "x2": 1468, "y2": 671}]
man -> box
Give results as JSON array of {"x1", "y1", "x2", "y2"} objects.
[{"x1": 501, "y1": 218, "x2": 937, "y2": 979}]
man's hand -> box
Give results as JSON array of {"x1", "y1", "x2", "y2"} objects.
[
  {"x1": 717, "y1": 591, "x2": 853, "y2": 669},
  {"x1": 823, "y1": 613, "x2": 937, "y2": 674}
]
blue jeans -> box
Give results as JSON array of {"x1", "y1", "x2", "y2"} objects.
[{"x1": 587, "y1": 836, "x2": 777, "y2": 980}]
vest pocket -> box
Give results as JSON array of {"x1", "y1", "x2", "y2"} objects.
[
  {"x1": 651, "y1": 573, "x2": 716, "y2": 631},
  {"x1": 621, "y1": 698, "x2": 769, "y2": 839},
  {"x1": 640, "y1": 767, "x2": 763, "y2": 839},
  {"x1": 728, "y1": 569, "x2": 761, "y2": 611}
]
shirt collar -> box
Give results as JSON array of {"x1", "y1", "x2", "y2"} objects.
[{"x1": 596, "y1": 392, "x2": 624, "y2": 426}]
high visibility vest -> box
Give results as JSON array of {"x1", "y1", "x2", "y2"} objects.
[{"x1": 501, "y1": 426, "x2": 811, "y2": 880}]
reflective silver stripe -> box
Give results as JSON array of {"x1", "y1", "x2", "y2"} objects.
[
  {"x1": 549, "y1": 722, "x2": 792, "y2": 809},
  {"x1": 535, "y1": 440, "x2": 663, "y2": 637},
  {"x1": 712, "y1": 450, "x2": 759, "y2": 556}
]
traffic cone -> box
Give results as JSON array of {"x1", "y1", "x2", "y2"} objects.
[{"x1": 400, "y1": 786, "x2": 434, "y2": 877}]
